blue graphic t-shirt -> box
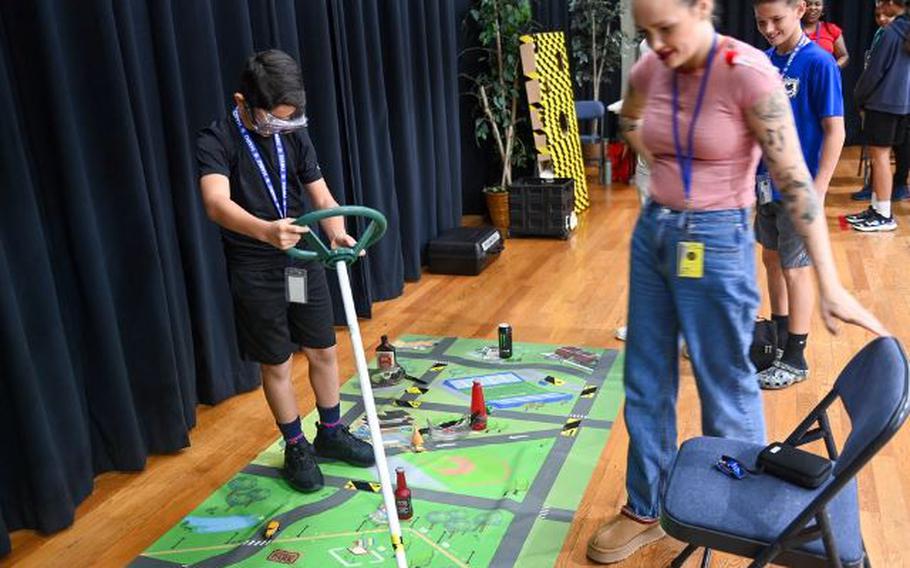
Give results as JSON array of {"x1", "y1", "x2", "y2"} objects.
[{"x1": 758, "y1": 39, "x2": 843, "y2": 201}]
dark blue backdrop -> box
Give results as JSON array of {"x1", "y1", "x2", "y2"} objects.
[{"x1": 0, "y1": 0, "x2": 461, "y2": 555}]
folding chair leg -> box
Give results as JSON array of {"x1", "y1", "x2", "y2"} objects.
[
  {"x1": 700, "y1": 547, "x2": 713, "y2": 568},
  {"x1": 671, "y1": 544, "x2": 700, "y2": 568},
  {"x1": 817, "y1": 511, "x2": 844, "y2": 568}
]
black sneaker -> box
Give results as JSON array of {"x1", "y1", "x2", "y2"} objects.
[
  {"x1": 845, "y1": 207, "x2": 875, "y2": 225},
  {"x1": 314, "y1": 424, "x2": 376, "y2": 467},
  {"x1": 853, "y1": 211, "x2": 897, "y2": 232},
  {"x1": 283, "y1": 441, "x2": 324, "y2": 493}
]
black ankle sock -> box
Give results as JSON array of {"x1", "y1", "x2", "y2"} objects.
[
  {"x1": 781, "y1": 333, "x2": 808, "y2": 370},
  {"x1": 771, "y1": 314, "x2": 789, "y2": 350},
  {"x1": 317, "y1": 403, "x2": 342, "y2": 430},
  {"x1": 278, "y1": 416, "x2": 305, "y2": 445}
]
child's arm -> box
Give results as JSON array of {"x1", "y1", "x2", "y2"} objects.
[
  {"x1": 200, "y1": 173, "x2": 307, "y2": 250},
  {"x1": 304, "y1": 178, "x2": 356, "y2": 249},
  {"x1": 814, "y1": 116, "x2": 845, "y2": 201},
  {"x1": 833, "y1": 35, "x2": 849, "y2": 69},
  {"x1": 855, "y1": 32, "x2": 898, "y2": 109}
]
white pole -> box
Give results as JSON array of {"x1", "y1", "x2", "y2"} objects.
[{"x1": 334, "y1": 260, "x2": 408, "y2": 568}]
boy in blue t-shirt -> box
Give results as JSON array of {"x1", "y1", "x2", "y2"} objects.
[{"x1": 753, "y1": 0, "x2": 846, "y2": 389}]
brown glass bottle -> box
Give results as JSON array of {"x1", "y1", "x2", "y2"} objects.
[
  {"x1": 394, "y1": 467, "x2": 413, "y2": 520},
  {"x1": 377, "y1": 335, "x2": 397, "y2": 371}
]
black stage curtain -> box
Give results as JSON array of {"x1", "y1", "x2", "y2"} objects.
[
  {"x1": 717, "y1": 0, "x2": 878, "y2": 144},
  {"x1": 0, "y1": 0, "x2": 461, "y2": 555}
]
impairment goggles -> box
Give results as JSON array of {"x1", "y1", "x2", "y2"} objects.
[{"x1": 247, "y1": 104, "x2": 308, "y2": 136}]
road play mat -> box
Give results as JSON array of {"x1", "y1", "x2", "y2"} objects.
[{"x1": 132, "y1": 336, "x2": 623, "y2": 568}]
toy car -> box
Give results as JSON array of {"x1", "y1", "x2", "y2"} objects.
[
  {"x1": 263, "y1": 520, "x2": 280, "y2": 539},
  {"x1": 714, "y1": 455, "x2": 747, "y2": 480}
]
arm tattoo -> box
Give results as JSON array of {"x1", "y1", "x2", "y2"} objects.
[
  {"x1": 760, "y1": 127, "x2": 786, "y2": 155},
  {"x1": 751, "y1": 89, "x2": 789, "y2": 122},
  {"x1": 620, "y1": 84, "x2": 644, "y2": 141},
  {"x1": 776, "y1": 167, "x2": 820, "y2": 225},
  {"x1": 748, "y1": 89, "x2": 820, "y2": 228},
  {"x1": 619, "y1": 116, "x2": 641, "y2": 134}
]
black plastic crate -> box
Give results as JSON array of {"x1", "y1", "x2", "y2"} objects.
[
  {"x1": 509, "y1": 177, "x2": 575, "y2": 239},
  {"x1": 426, "y1": 226, "x2": 504, "y2": 275}
]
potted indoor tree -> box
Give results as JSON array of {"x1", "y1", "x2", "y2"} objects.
[
  {"x1": 569, "y1": 0, "x2": 625, "y2": 108},
  {"x1": 569, "y1": 0, "x2": 631, "y2": 181},
  {"x1": 463, "y1": 0, "x2": 533, "y2": 231}
]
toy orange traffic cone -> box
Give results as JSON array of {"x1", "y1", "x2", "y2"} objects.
[
  {"x1": 411, "y1": 427, "x2": 425, "y2": 452},
  {"x1": 470, "y1": 381, "x2": 487, "y2": 431}
]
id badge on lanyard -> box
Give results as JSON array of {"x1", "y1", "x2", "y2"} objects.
[
  {"x1": 285, "y1": 267, "x2": 308, "y2": 304},
  {"x1": 673, "y1": 35, "x2": 718, "y2": 279},
  {"x1": 756, "y1": 173, "x2": 773, "y2": 205},
  {"x1": 677, "y1": 242, "x2": 705, "y2": 279}
]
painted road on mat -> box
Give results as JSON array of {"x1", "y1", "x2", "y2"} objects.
[{"x1": 134, "y1": 337, "x2": 620, "y2": 568}]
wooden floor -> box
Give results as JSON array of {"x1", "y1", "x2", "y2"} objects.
[{"x1": 7, "y1": 151, "x2": 910, "y2": 567}]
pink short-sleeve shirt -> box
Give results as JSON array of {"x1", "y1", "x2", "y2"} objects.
[{"x1": 629, "y1": 37, "x2": 783, "y2": 211}]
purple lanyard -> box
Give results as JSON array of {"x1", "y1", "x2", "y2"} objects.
[
  {"x1": 672, "y1": 34, "x2": 718, "y2": 208},
  {"x1": 232, "y1": 107, "x2": 287, "y2": 218}
]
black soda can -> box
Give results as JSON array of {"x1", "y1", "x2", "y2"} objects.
[{"x1": 498, "y1": 323, "x2": 512, "y2": 359}]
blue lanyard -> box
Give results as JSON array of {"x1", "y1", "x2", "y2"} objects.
[
  {"x1": 777, "y1": 35, "x2": 810, "y2": 78},
  {"x1": 672, "y1": 34, "x2": 718, "y2": 208},
  {"x1": 232, "y1": 107, "x2": 287, "y2": 218}
]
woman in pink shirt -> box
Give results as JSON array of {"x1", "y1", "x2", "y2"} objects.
[{"x1": 585, "y1": 0, "x2": 885, "y2": 564}]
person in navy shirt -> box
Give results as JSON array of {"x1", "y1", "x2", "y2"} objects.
[
  {"x1": 848, "y1": 0, "x2": 910, "y2": 231},
  {"x1": 753, "y1": 0, "x2": 845, "y2": 389},
  {"x1": 851, "y1": 3, "x2": 909, "y2": 202},
  {"x1": 197, "y1": 50, "x2": 375, "y2": 494}
]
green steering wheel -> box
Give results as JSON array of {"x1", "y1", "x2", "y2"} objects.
[{"x1": 286, "y1": 205, "x2": 387, "y2": 267}]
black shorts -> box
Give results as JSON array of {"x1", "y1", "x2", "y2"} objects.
[
  {"x1": 863, "y1": 109, "x2": 910, "y2": 148},
  {"x1": 755, "y1": 202, "x2": 812, "y2": 269},
  {"x1": 228, "y1": 262, "x2": 336, "y2": 365}
]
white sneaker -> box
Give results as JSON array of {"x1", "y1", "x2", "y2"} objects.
[
  {"x1": 853, "y1": 211, "x2": 897, "y2": 232},
  {"x1": 615, "y1": 326, "x2": 627, "y2": 341}
]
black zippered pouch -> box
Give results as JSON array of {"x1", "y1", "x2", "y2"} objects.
[{"x1": 757, "y1": 442, "x2": 833, "y2": 489}]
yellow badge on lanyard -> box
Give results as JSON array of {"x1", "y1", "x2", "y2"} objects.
[
  {"x1": 671, "y1": 33, "x2": 717, "y2": 282},
  {"x1": 677, "y1": 242, "x2": 705, "y2": 279}
]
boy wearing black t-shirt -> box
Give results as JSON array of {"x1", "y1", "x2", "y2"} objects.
[{"x1": 197, "y1": 50, "x2": 373, "y2": 493}]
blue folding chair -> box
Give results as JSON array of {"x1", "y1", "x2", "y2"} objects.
[
  {"x1": 661, "y1": 337, "x2": 909, "y2": 567},
  {"x1": 575, "y1": 100, "x2": 608, "y2": 186}
]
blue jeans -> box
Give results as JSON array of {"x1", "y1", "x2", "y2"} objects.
[{"x1": 623, "y1": 202, "x2": 766, "y2": 520}]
